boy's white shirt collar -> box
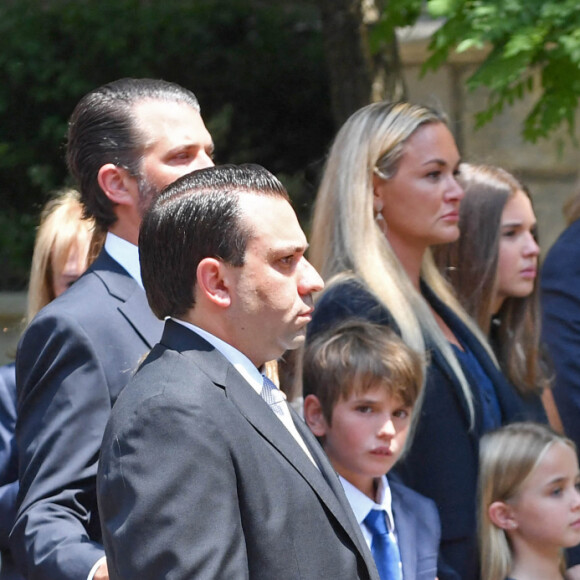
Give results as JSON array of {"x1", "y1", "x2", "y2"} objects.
[
  {"x1": 104, "y1": 232, "x2": 143, "y2": 289},
  {"x1": 339, "y1": 474, "x2": 395, "y2": 533}
]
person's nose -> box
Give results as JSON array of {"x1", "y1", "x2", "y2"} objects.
[
  {"x1": 446, "y1": 174, "x2": 465, "y2": 202},
  {"x1": 192, "y1": 150, "x2": 215, "y2": 171},
  {"x1": 571, "y1": 486, "x2": 580, "y2": 511},
  {"x1": 523, "y1": 232, "x2": 540, "y2": 258},
  {"x1": 377, "y1": 416, "x2": 396, "y2": 439},
  {"x1": 298, "y1": 258, "x2": 324, "y2": 295}
]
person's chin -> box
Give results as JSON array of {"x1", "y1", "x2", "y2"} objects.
[{"x1": 285, "y1": 331, "x2": 307, "y2": 351}]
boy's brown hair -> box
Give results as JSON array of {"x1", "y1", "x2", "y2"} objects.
[{"x1": 302, "y1": 319, "x2": 424, "y2": 424}]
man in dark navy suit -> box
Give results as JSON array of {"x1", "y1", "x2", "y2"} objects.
[{"x1": 12, "y1": 78, "x2": 214, "y2": 580}]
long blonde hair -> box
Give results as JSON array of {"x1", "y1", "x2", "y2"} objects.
[
  {"x1": 27, "y1": 189, "x2": 101, "y2": 323},
  {"x1": 309, "y1": 101, "x2": 495, "y2": 426},
  {"x1": 479, "y1": 422, "x2": 574, "y2": 580}
]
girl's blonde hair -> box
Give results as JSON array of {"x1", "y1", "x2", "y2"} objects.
[
  {"x1": 479, "y1": 422, "x2": 575, "y2": 580},
  {"x1": 27, "y1": 189, "x2": 101, "y2": 323},
  {"x1": 309, "y1": 101, "x2": 496, "y2": 427}
]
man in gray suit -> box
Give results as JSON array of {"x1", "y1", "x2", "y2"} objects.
[
  {"x1": 97, "y1": 164, "x2": 379, "y2": 580},
  {"x1": 13, "y1": 78, "x2": 214, "y2": 580}
]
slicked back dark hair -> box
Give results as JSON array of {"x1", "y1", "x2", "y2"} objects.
[
  {"x1": 140, "y1": 164, "x2": 289, "y2": 319},
  {"x1": 66, "y1": 78, "x2": 200, "y2": 230}
]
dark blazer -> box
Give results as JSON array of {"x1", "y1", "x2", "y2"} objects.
[
  {"x1": 540, "y1": 220, "x2": 580, "y2": 570},
  {"x1": 541, "y1": 219, "x2": 580, "y2": 453},
  {"x1": 0, "y1": 363, "x2": 17, "y2": 551},
  {"x1": 97, "y1": 319, "x2": 379, "y2": 580},
  {"x1": 308, "y1": 278, "x2": 525, "y2": 580},
  {"x1": 0, "y1": 363, "x2": 22, "y2": 580},
  {"x1": 389, "y1": 475, "x2": 440, "y2": 580},
  {"x1": 12, "y1": 249, "x2": 163, "y2": 580}
]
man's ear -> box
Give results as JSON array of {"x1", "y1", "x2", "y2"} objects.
[
  {"x1": 196, "y1": 258, "x2": 231, "y2": 308},
  {"x1": 488, "y1": 501, "x2": 518, "y2": 531},
  {"x1": 303, "y1": 394, "x2": 329, "y2": 438},
  {"x1": 97, "y1": 163, "x2": 136, "y2": 206}
]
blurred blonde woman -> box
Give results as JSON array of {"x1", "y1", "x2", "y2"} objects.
[
  {"x1": 307, "y1": 101, "x2": 526, "y2": 580},
  {"x1": 479, "y1": 422, "x2": 580, "y2": 580},
  {"x1": 27, "y1": 189, "x2": 102, "y2": 323},
  {"x1": 0, "y1": 189, "x2": 99, "y2": 580}
]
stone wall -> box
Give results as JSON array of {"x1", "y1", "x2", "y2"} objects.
[{"x1": 399, "y1": 21, "x2": 580, "y2": 253}]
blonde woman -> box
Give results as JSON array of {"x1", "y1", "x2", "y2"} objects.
[
  {"x1": 0, "y1": 189, "x2": 99, "y2": 580},
  {"x1": 479, "y1": 422, "x2": 580, "y2": 580},
  {"x1": 307, "y1": 101, "x2": 525, "y2": 580}
]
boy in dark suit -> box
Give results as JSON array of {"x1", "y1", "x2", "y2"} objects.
[{"x1": 303, "y1": 319, "x2": 441, "y2": 580}]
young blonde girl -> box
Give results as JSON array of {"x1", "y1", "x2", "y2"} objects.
[{"x1": 479, "y1": 422, "x2": 580, "y2": 580}]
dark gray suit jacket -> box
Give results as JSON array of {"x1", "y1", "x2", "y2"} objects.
[
  {"x1": 97, "y1": 320, "x2": 379, "y2": 580},
  {"x1": 12, "y1": 249, "x2": 163, "y2": 580}
]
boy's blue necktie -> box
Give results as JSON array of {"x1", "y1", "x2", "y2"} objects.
[{"x1": 364, "y1": 509, "x2": 402, "y2": 580}]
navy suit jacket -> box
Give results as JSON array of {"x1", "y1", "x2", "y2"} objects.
[
  {"x1": 0, "y1": 363, "x2": 17, "y2": 551},
  {"x1": 12, "y1": 249, "x2": 163, "y2": 580},
  {"x1": 97, "y1": 320, "x2": 379, "y2": 580},
  {"x1": 308, "y1": 278, "x2": 527, "y2": 580},
  {"x1": 0, "y1": 363, "x2": 23, "y2": 580},
  {"x1": 540, "y1": 220, "x2": 580, "y2": 569},
  {"x1": 389, "y1": 475, "x2": 440, "y2": 580},
  {"x1": 541, "y1": 219, "x2": 580, "y2": 453}
]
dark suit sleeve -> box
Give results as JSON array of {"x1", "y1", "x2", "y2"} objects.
[
  {"x1": 0, "y1": 363, "x2": 18, "y2": 550},
  {"x1": 541, "y1": 228, "x2": 580, "y2": 570},
  {"x1": 12, "y1": 313, "x2": 109, "y2": 580},
  {"x1": 541, "y1": 245, "x2": 580, "y2": 451},
  {"x1": 98, "y1": 387, "x2": 249, "y2": 580}
]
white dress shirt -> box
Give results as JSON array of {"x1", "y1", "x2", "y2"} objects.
[
  {"x1": 339, "y1": 475, "x2": 399, "y2": 550},
  {"x1": 104, "y1": 231, "x2": 143, "y2": 287}
]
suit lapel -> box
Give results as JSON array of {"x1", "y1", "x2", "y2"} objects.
[
  {"x1": 225, "y1": 368, "x2": 361, "y2": 536},
  {"x1": 160, "y1": 320, "x2": 375, "y2": 572},
  {"x1": 290, "y1": 410, "x2": 377, "y2": 566},
  {"x1": 118, "y1": 289, "x2": 164, "y2": 348},
  {"x1": 390, "y1": 480, "x2": 416, "y2": 580},
  {"x1": 421, "y1": 283, "x2": 485, "y2": 438},
  {"x1": 424, "y1": 282, "x2": 522, "y2": 427},
  {"x1": 91, "y1": 249, "x2": 164, "y2": 348}
]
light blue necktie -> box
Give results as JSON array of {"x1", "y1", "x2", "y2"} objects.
[
  {"x1": 260, "y1": 374, "x2": 289, "y2": 419},
  {"x1": 261, "y1": 374, "x2": 319, "y2": 466},
  {"x1": 364, "y1": 509, "x2": 402, "y2": 580}
]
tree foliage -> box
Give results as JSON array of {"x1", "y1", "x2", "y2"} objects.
[
  {"x1": 423, "y1": 0, "x2": 580, "y2": 143},
  {"x1": 0, "y1": 0, "x2": 333, "y2": 289}
]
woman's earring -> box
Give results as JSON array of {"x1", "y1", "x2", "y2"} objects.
[
  {"x1": 374, "y1": 200, "x2": 387, "y2": 233},
  {"x1": 374, "y1": 200, "x2": 385, "y2": 222}
]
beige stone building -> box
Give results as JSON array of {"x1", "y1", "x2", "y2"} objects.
[{"x1": 399, "y1": 19, "x2": 580, "y2": 253}]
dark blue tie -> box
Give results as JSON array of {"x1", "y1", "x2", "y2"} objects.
[{"x1": 364, "y1": 509, "x2": 402, "y2": 580}]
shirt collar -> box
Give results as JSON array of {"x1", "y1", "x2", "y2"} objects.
[
  {"x1": 339, "y1": 474, "x2": 395, "y2": 532},
  {"x1": 104, "y1": 232, "x2": 143, "y2": 288},
  {"x1": 171, "y1": 318, "x2": 263, "y2": 395}
]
